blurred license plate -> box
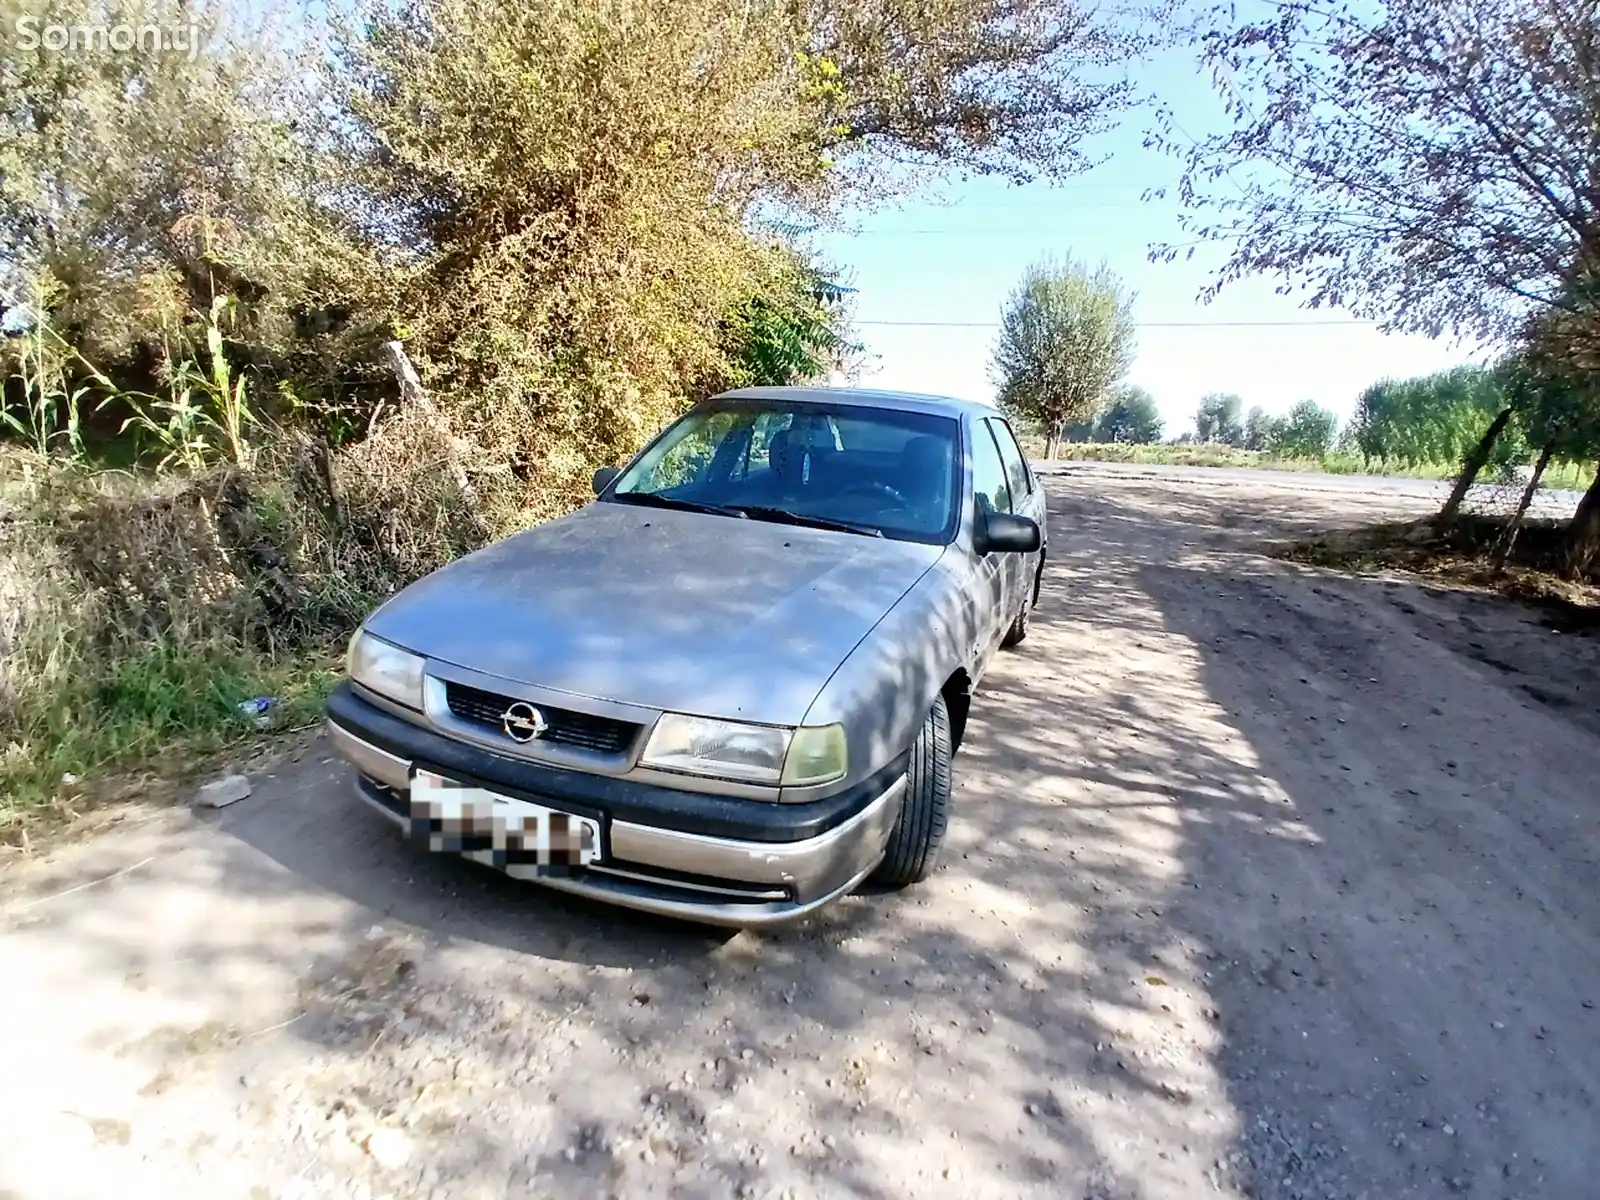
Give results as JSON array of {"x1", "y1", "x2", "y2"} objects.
[{"x1": 408, "y1": 770, "x2": 599, "y2": 873}]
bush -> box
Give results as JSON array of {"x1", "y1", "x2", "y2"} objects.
[{"x1": 0, "y1": 411, "x2": 539, "y2": 833}]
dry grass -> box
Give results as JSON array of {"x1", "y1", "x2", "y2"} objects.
[
  {"x1": 0, "y1": 413, "x2": 562, "y2": 841},
  {"x1": 1272, "y1": 516, "x2": 1600, "y2": 630}
]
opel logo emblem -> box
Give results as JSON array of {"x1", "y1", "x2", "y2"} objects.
[{"x1": 501, "y1": 701, "x2": 548, "y2": 743}]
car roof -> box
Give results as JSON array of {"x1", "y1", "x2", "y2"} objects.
[{"x1": 709, "y1": 385, "x2": 1002, "y2": 420}]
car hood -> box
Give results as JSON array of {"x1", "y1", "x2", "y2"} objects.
[{"x1": 365, "y1": 501, "x2": 946, "y2": 726}]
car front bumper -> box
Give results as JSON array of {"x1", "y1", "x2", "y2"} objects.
[{"x1": 323, "y1": 683, "x2": 905, "y2": 928}]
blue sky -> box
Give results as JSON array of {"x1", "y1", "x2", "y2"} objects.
[{"x1": 812, "y1": 41, "x2": 1491, "y2": 439}]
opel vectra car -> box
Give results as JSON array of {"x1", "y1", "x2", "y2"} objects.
[{"x1": 325, "y1": 386, "x2": 1047, "y2": 926}]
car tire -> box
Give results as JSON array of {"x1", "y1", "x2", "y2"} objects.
[{"x1": 873, "y1": 695, "x2": 953, "y2": 888}]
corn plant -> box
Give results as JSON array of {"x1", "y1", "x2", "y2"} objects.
[
  {"x1": 201, "y1": 294, "x2": 253, "y2": 466},
  {"x1": 1, "y1": 279, "x2": 95, "y2": 459},
  {"x1": 117, "y1": 293, "x2": 258, "y2": 471}
]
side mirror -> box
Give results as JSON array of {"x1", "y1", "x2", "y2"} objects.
[
  {"x1": 975, "y1": 510, "x2": 1041, "y2": 555},
  {"x1": 592, "y1": 466, "x2": 621, "y2": 496}
]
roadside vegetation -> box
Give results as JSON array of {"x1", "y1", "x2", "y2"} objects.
[
  {"x1": 1160, "y1": 0, "x2": 1600, "y2": 576},
  {"x1": 989, "y1": 256, "x2": 1138, "y2": 459},
  {"x1": 10, "y1": 0, "x2": 1600, "y2": 834},
  {"x1": 0, "y1": 0, "x2": 1135, "y2": 834}
]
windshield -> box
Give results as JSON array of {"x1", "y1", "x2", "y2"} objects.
[{"x1": 606, "y1": 400, "x2": 961, "y2": 544}]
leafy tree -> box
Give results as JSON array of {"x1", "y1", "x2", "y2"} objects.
[
  {"x1": 1194, "y1": 392, "x2": 1243, "y2": 446},
  {"x1": 1158, "y1": 0, "x2": 1600, "y2": 345},
  {"x1": 1501, "y1": 316, "x2": 1600, "y2": 573},
  {"x1": 1348, "y1": 367, "x2": 1517, "y2": 467},
  {"x1": 1241, "y1": 405, "x2": 1278, "y2": 452},
  {"x1": 0, "y1": 0, "x2": 324, "y2": 361},
  {"x1": 1158, "y1": 0, "x2": 1600, "y2": 543},
  {"x1": 725, "y1": 260, "x2": 858, "y2": 387},
  {"x1": 991, "y1": 256, "x2": 1136, "y2": 459},
  {"x1": 801, "y1": 0, "x2": 1137, "y2": 190},
  {"x1": 1094, "y1": 385, "x2": 1162, "y2": 443},
  {"x1": 323, "y1": 0, "x2": 1147, "y2": 484},
  {"x1": 1492, "y1": 352, "x2": 1597, "y2": 566},
  {"x1": 1271, "y1": 399, "x2": 1339, "y2": 458}
]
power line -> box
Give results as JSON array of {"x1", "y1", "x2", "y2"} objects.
[
  {"x1": 838, "y1": 213, "x2": 1153, "y2": 234},
  {"x1": 855, "y1": 318, "x2": 1377, "y2": 329}
]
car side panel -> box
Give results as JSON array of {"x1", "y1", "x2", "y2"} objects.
[
  {"x1": 987, "y1": 416, "x2": 1047, "y2": 616},
  {"x1": 972, "y1": 532, "x2": 1008, "y2": 673},
  {"x1": 795, "y1": 550, "x2": 982, "y2": 788},
  {"x1": 1015, "y1": 470, "x2": 1047, "y2": 603}
]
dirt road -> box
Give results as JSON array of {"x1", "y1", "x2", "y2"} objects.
[{"x1": 4, "y1": 466, "x2": 1597, "y2": 1200}]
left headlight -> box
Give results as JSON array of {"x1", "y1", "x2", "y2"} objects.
[
  {"x1": 640, "y1": 714, "x2": 848, "y2": 788},
  {"x1": 347, "y1": 629, "x2": 425, "y2": 709}
]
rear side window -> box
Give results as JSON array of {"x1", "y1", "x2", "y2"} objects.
[
  {"x1": 987, "y1": 417, "x2": 1033, "y2": 502},
  {"x1": 970, "y1": 419, "x2": 1013, "y2": 514}
]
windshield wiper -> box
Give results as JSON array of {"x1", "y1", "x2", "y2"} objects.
[
  {"x1": 609, "y1": 492, "x2": 747, "y2": 519},
  {"x1": 734, "y1": 505, "x2": 884, "y2": 537}
]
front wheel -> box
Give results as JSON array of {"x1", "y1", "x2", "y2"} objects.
[{"x1": 872, "y1": 695, "x2": 953, "y2": 888}]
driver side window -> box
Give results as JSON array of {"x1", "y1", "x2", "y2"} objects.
[{"x1": 970, "y1": 421, "x2": 1012, "y2": 515}]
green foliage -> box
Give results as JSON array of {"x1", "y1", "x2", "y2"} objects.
[
  {"x1": 1503, "y1": 305, "x2": 1600, "y2": 465},
  {"x1": 1349, "y1": 366, "x2": 1523, "y2": 469},
  {"x1": 992, "y1": 255, "x2": 1136, "y2": 445},
  {"x1": 1269, "y1": 399, "x2": 1340, "y2": 458},
  {"x1": 2, "y1": 277, "x2": 98, "y2": 458},
  {"x1": 803, "y1": 0, "x2": 1135, "y2": 190},
  {"x1": 0, "y1": 0, "x2": 328, "y2": 363},
  {"x1": 1241, "y1": 405, "x2": 1276, "y2": 451},
  {"x1": 725, "y1": 259, "x2": 858, "y2": 387},
  {"x1": 116, "y1": 295, "x2": 261, "y2": 470},
  {"x1": 1195, "y1": 392, "x2": 1244, "y2": 446},
  {"x1": 1093, "y1": 385, "x2": 1163, "y2": 444},
  {"x1": 4, "y1": 632, "x2": 339, "y2": 823}
]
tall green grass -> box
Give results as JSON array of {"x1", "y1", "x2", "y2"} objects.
[{"x1": 2, "y1": 639, "x2": 340, "y2": 827}]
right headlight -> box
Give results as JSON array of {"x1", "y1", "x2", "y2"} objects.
[{"x1": 346, "y1": 629, "x2": 425, "y2": 709}]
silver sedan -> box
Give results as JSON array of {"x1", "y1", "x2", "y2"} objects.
[{"x1": 325, "y1": 386, "x2": 1048, "y2": 926}]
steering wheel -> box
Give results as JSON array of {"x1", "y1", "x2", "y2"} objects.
[{"x1": 837, "y1": 481, "x2": 911, "y2": 508}]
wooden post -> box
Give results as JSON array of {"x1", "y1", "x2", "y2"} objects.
[
  {"x1": 381, "y1": 339, "x2": 487, "y2": 538},
  {"x1": 382, "y1": 340, "x2": 436, "y2": 415}
]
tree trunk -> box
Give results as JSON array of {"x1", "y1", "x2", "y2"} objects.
[
  {"x1": 1564, "y1": 461, "x2": 1600, "y2": 579},
  {"x1": 1492, "y1": 440, "x2": 1554, "y2": 572},
  {"x1": 1437, "y1": 406, "x2": 1514, "y2": 527},
  {"x1": 1044, "y1": 420, "x2": 1059, "y2": 461}
]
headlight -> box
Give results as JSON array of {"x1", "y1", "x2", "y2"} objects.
[
  {"x1": 640, "y1": 715, "x2": 849, "y2": 788},
  {"x1": 781, "y1": 724, "x2": 848, "y2": 787},
  {"x1": 641, "y1": 714, "x2": 791, "y2": 784},
  {"x1": 347, "y1": 630, "x2": 425, "y2": 709}
]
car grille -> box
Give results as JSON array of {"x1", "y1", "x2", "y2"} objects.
[{"x1": 442, "y1": 681, "x2": 640, "y2": 755}]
